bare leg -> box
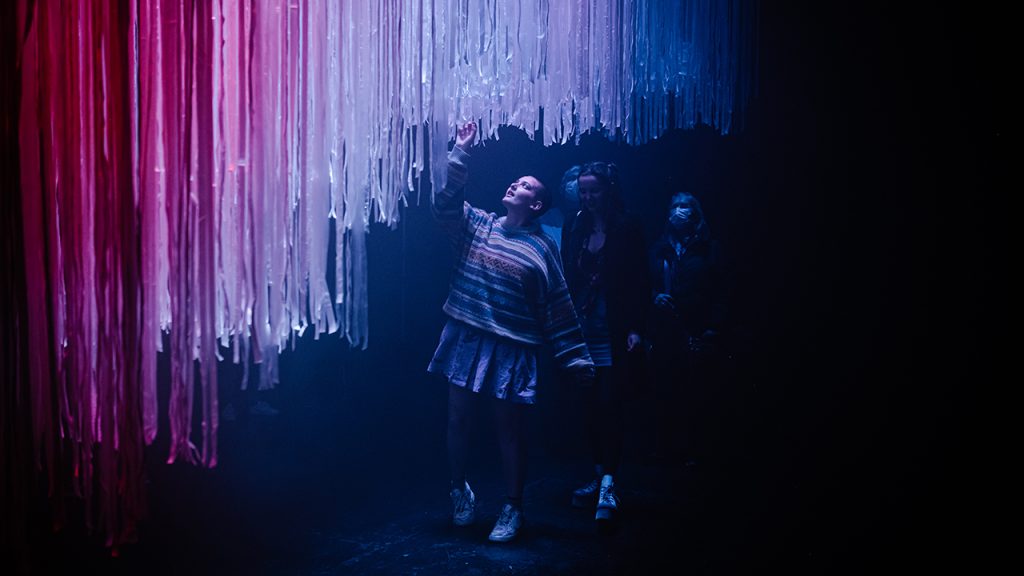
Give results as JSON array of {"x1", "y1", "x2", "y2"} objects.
[
  {"x1": 447, "y1": 383, "x2": 474, "y2": 485},
  {"x1": 492, "y1": 397, "x2": 527, "y2": 501}
]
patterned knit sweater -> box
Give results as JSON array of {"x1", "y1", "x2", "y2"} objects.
[{"x1": 433, "y1": 147, "x2": 593, "y2": 371}]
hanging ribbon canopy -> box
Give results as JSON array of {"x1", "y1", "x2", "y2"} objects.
[{"x1": 14, "y1": 0, "x2": 756, "y2": 548}]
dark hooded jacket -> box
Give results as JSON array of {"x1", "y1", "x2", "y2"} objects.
[
  {"x1": 562, "y1": 209, "x2": 650, "y2": 367},
  {"x1": 648, "y1": 218, "x2": 728, "y2": 343}
]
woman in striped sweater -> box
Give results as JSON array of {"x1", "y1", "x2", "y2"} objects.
[{"x1": 428, "y1": 121, "x2": 595, "y2": 543}]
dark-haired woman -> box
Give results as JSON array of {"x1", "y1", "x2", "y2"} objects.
[{"x1": 561, "y1": 161, "x2": 649, "y2": 525}]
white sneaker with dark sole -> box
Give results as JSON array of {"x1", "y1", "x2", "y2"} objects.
[
  {"x1": 488, "y1": 503, "x2": 523, "y2": 542},
  {"x1": 451, "y1": 481, "x2": 476, "y2": 526},
  {"x1": 595, "y1": 483, "x2": 618, "y2": 521}
]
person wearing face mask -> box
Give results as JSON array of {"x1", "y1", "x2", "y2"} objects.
[
  {"x1": 649, "y1": 191, "x2": 728, "y2": 466},
  {"x1": 561, "y1": 161, "x2": 650, "y2": 527}
]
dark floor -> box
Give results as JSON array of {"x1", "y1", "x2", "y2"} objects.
[
  {"x1": 28, "y1": 331, "x2": 813, "y2": 575},
  {"x1": 23, "y1": 313, "x2": 970, "y2": 576},
  {"x1": 17, "y1": 325, "x2": 973, "y2": 576}
]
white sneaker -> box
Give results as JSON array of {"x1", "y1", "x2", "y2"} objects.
[
  {"x1": 488, "y1": 503, "x2": 523, "y2": 542},
  {"x1": 571, "y1": 477, "x2": 601, "y2": 508},
  {"x1": 595, "y1": 483, "x2": 618, "y2": 521},
  {"x1": 450, "y1": 481, "x2": 476, "y2": 526}
]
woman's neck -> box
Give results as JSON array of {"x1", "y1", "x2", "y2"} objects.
[{"x1": 503, "y1": 212, "x2": 531, "y2": 229}]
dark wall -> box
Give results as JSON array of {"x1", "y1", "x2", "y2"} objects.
[{"x1": 737, "y1": 3, "x2": 995, "y2": 569}]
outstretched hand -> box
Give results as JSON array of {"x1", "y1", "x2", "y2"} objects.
[{"x1": 455, "y1": 121, "x2": 477, "y2": 149}]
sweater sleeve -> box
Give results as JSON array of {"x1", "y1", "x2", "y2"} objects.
[
  {"x1": 541, "y1": 251, "x2": 594, "y2": 371},
  {"x1": 432, "y1": 146, "x2": 472, "y2": 243}
]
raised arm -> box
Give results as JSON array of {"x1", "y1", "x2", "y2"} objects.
[
  {"x1": 455, "y1": 121, "x2": 477, "y2": 150},
  {"x1": 432, "y1": 122, "x2": 478, "y2": 241}
]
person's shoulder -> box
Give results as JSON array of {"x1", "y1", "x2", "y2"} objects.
[
  {"x1": 516, "y1": 225, "x2": 559, "y2": 262},
  {"x1": 650, "y1": 234, "x2": 673, "y2": 256},
  {"x1": 532, "y1": 227, "x2": 560, "y2": 252},
  {"x1": 691, "y1": 236, "x2": 722, "y2": 261}
]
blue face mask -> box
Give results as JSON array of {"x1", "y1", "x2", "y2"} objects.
[{"x1": 669, "y1": 206, "x2": 695, "y2": 230}]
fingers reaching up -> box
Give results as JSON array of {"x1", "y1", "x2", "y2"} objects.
[{"x1": 455, "y1": 121, "x2": 477, "y2": 149}]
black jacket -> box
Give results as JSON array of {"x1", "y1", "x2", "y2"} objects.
[
  {"x1": 649, "y1": 231, "x2": 728, "y2": 342},
  {"x1": 561, "y1": 211, "x2": 650, "y2": 364}
]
